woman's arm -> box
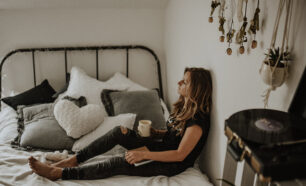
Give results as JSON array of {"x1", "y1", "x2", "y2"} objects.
[{"x1": 125, "y1": 125, "x2": 202, "y2": 164}]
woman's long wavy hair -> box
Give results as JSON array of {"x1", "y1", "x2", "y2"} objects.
[{"x1": 169, "y1": 67, "x2": 212, "y2": 136}]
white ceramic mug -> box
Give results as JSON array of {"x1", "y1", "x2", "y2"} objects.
[{"x1": 138, "y1": 120, "x2": 151, "y2": 137}]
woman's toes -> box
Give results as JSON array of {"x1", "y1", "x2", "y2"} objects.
[
  {"x1": 29, "y1": 156, "x2": 38, "y2": 165},
  {"x1": 29, "y1": 156, "x2": 35, "y2": 161}
]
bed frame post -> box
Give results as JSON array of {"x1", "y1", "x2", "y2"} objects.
[
  {"x1": 32, "y1": 51, "x2": 37, "y2": 87},
  {"x1": 96, "y1": 49, "x2": 99, "y2": 80},
  {"x1": 0, "y1": 70, "x2": 2, "y2": 109},
  {"x1": 64, "y1": 50, "x2": 68, "y2": 83},
  {"x1": 126, "y1": 49, "x2": 129, "y2": 78}
]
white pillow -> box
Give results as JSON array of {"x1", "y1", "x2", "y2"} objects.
[
  {"x1": 66, "y1": 67, "x2": 127, "y2": 113},
  {"x1": 72, "y1": 113, "x2": 136, "y2": 152},
  {"x1": 106, "y1": 72, "x2": 148, "y2": 91},
  {"x1": 160, "y1": 99, "x2": 170, "y2": 120},
  {"x1": 106, "y1": 72, "x2": 170, "y2": 120},
  {"x1": 54, "y1": 99, "x2": 106, "y2": 139}
]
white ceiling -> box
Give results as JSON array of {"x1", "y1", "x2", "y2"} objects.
[{"x1": 0, "y1": 0, "x2": 169, "y2": 10}]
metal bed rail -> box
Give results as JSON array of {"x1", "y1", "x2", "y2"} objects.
[{"x1": 0, "y1": 45, "x2": 163, "y2": 108}]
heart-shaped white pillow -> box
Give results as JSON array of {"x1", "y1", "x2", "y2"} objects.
[{"x1": 54, "y1": 100, "x2": 106, "y2": 139}]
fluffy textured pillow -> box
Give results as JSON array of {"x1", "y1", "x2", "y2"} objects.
[
  {"x1": 101, "y1": 90, "x2": 166, "y2": 130},
  {"x1": 12, "y1": 103, "x2": 75, "y2": 151},
  {"x1": 72, "y1": 113, "x2": 136, "y2": 152},
  {"x1": 54, "y1": 99, "x2": 106, "y2": 139},
  {"x1": 66, "y1": 67, "x2": 127, "y2": 115},
  {"x1": 1, "y1": 80, "x2": 56, "y2": 110}
]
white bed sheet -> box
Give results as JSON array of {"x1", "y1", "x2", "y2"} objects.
[
  {"x1": 0, "y1": 107, "x2": 18, "y2": 144},
  {"x1": 0, "y1": 143, "x2": 213, "y2": 186}
]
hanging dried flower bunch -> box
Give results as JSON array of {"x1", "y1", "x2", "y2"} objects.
[
  {"x1": 226, "y1": 20, "x2": 235, "y2": 55},
  {"x1": 236, "y1": 0, "x2": 248, "y2": 54},
  {"x1": 218, "y1": 0, "x2": 226, "y2": 42},
  {"x1": 209, "y1": 0, "x2": 221, "y2": 23},
  {"x1": 219, "y1": 17, "x2": 226, "y2": 42},
  {"x1": 249, "y1": 0, "x2": 260, "y2": 49},
  {"x1": 208, "y1": 0, "x2": 262, "y2": 56}
]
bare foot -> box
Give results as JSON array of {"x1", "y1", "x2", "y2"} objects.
[
  {"x1": 28, "y1": 156, "x2": 62, "y2": 180},
  {"x1": 52, "y1": 155, "x2": 78, "y2": 168}
]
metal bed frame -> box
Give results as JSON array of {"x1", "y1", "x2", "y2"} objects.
[{"x1": 0, "y1": 45, "x2": 163, "y2": 108}]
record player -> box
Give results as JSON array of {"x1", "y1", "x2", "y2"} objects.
[{"x1": 224, "y1": 67, "x2": 306, "y2": 182}]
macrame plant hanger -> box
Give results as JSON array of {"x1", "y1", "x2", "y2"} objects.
[{"x1": 260, "y1": 0, "x2": 292, "y2": 108}]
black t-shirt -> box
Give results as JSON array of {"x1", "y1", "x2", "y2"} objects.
[{"x1": 162, "y1": 113, "x2": 210, "y2": 165}]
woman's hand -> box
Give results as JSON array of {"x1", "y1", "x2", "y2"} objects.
[{"x1": 125, "y1": 151, "x2": 145, "y2": 164}]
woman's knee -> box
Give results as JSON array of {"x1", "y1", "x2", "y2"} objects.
[
  {"x1": 120, "y1": 126, "x2": 129, "y2": 135},
  {"x1": 112, "y1": 126, "x2": 129, "y2": 135}
]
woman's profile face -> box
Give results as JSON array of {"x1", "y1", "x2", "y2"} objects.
[{"x1": 177, "y1": 72, "x2": 190, "y2": 97}]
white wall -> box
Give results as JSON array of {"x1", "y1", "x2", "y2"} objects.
[
  {"x1": 1, "y1": 1, "x2": 306, "y2": 185},
  {"x1": 164, "y1": 0, "x2": 306, "y2": 185},
  {"x1": 0, "y1": 7, "x2": 167, "y2": 101}
]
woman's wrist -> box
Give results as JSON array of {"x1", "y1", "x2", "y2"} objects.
[
  {"x1": 150, "y1": 128, "x2": 158, "y2": 138},
  {"x1": 155, "y1": 129, "x2": 167, "y2": 136},
  {"x1": 150, "y1": 128, "x2": 166, "y2": 138},
  {"x1": 142, "y1": 151, "x2": 150, "y2": 160}
]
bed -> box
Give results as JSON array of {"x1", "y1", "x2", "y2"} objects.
[{"x1": 0, "y1": 45, "x2": 213, "y2": 186}]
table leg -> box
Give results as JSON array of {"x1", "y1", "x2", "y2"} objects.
[
  {"x1": 222, "y1": 150, "x2": 238, "y2": 186},
  {"x1": 240, "y1": 161, "x2": 255, "y2": 186},
  {"x1": 256, "y1": 174, "x2": 269, "y2": 186}
]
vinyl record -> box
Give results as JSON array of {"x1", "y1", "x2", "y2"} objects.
[{"x1": 225, "y1": 109, "x2": 306, "y2": 144}]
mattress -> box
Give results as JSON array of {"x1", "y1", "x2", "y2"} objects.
[{"x1": 0, "y1": 107, "x2": 213, "y2": 186}]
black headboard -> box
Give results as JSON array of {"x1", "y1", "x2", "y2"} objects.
[
  {"x1": 0, "y1": 45, "x2": 163, "y2": 108},
  {"x1": 288, "y1": 66, "x2": 306, "y2": 120}
]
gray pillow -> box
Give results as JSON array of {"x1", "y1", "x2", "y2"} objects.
[
  {"x1": 20, "y1": 119, "x2": 75, "y2": 150},
  {"x1": 101, "y1": 90, "x2": 166, "y2": 130},
  {"x1": 12, "y1": 103, "x2": 75, "y2": 151}
]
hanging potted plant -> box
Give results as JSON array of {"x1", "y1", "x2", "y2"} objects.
[
  {"x1": 259, "y1": 0, "x2": 292, "y2": 108},
  {"x1": 260, "y1": 47, "x2": 290, "y2": 88}
]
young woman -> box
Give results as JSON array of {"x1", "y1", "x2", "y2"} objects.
[{"x1": 28, "y1": 67, "x2": 213, "y2": 180}]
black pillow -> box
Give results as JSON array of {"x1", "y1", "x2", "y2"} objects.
[
  {"x1": 1, "y1": 79, "x2": 56, "y2": 110},
  {"x1": 101, "y1": 89, "x2": 166, "y2": 130}
]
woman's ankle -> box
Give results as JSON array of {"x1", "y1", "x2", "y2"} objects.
[
  {"x1": 51, "y1": 167, "x2": 63, "y2": 180},
  {"x1": 71, "y1": 155, "x2": 78, "y2": 166}
]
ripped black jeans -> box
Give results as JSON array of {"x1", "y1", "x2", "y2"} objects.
[{"x1": 62, "y1": 126, "x2": 189, "y2": 180}]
